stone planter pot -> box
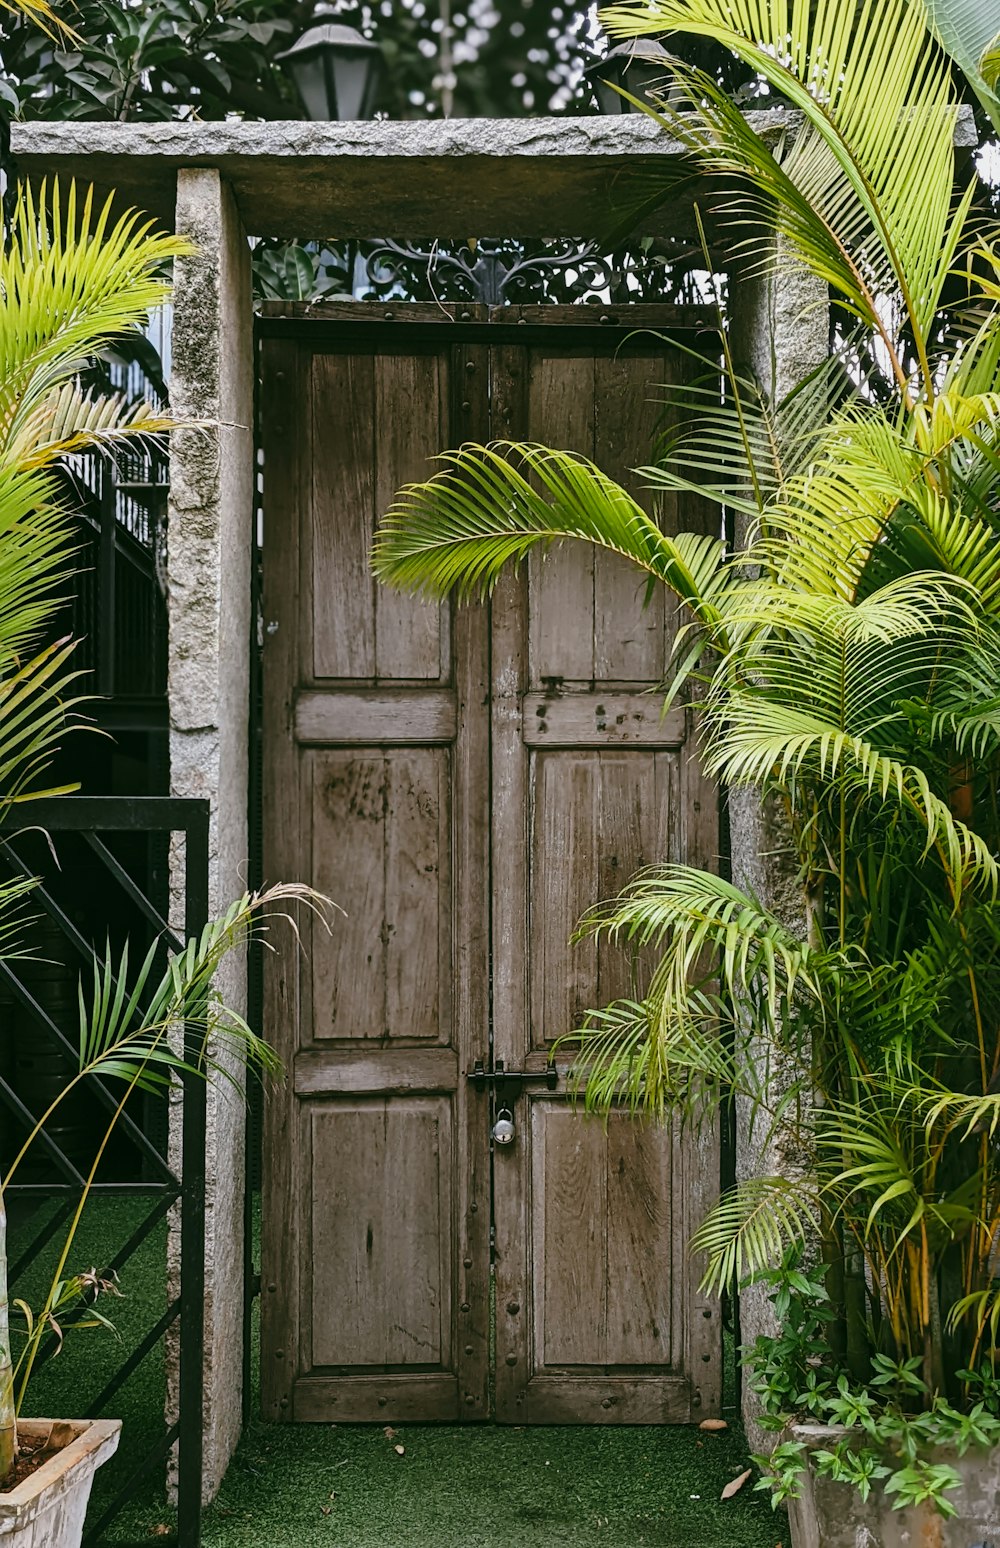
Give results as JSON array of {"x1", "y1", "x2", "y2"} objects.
[
  {"x1": 787, "y1": 1423, "x2": 1000, "y2": 1548},
  {"x1": 0, "y1": 1419, "x2": 121, "y2": 1548}
]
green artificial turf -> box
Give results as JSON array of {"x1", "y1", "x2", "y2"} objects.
[
  {"x1": 197, "y1": 1414, "x2": 790, "y2": 1548},
  {"x1": 9, "y1": 1196, "x2": 790, "y2": 1548}
]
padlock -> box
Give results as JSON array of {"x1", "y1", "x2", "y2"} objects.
[{"x1": 492, "y1": 1108, "x2": 516, "y2": 1146}]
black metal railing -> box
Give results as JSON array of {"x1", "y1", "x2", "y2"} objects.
[{"x1": 0, "y1": 796, "x2": 209, "y2": 1547}]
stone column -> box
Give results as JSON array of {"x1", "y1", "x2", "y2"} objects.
[
  {"x1": 167, "y1": 167, "x2": 254, "y2": 1501},
  {"x1": 726, "y1": 246, "x2": 829, "y2": 1450}
]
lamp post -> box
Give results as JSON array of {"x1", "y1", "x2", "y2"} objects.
[
  {"x1": 584, "y1": 39, "x2": 678, "y2": 115},
  {"x1": 276, "y1": 21, "x2": 384, "y2": 121}
]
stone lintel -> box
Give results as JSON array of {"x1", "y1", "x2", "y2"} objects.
[{"x1": 8, "y1": 111, "x2": 801, "y2": 239}]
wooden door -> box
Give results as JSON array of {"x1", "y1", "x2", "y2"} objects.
[
  {"x1": 489, "y1": 318, "x2": 721, "y2": 1423},
  {"x1": 260, "y1": 311, "x2": 493, "y2": 1423},
  {"x1": 260, "y1": 304, "x2": 720, "y2": 1427}
]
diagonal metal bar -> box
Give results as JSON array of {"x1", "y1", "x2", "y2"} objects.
[
  {"x1": 26, "y1": 1189, "x2": 177, "y2": 1378},
  {"x1": 6, "y1": 1197, "x2": 76, "y2": 1284},
  {"x1": 81, "y1": 1419, "x2": 181, "y2": 1548},
  {"x1": 0, "y1": 1056, "x2": 87, "y2": 1189},
  {"x1": 0, "y1": 848, "x2": 176, "y2": 1184},
  {"x1": 87, "y1": 1299, "x2": 179, "y2": 1417},
  {"x1": 80, "y1": 830, "x2": 184, "y2": 953}
]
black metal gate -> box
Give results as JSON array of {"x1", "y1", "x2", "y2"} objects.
[{"x1": 0, "y1": 796, "x2": 209, "y2": 1547}]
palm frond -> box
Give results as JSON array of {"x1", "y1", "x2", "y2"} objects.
[
  {"x1": 560, "y1": 991, "x2": 733, "y2": 1123},
  {"x1": 916, "y1": 0, "x2": 1000, "y2": 134},
  {"x1": 691, "y1": 1177, "x2": 820, "y2": 1296},
  {"x1": 579, "y1": 864, "x2": 817, "y2": 1023},
  {"x1": 601, "y1": 0, "x2": 967, "y2": 382},
  {"x1": 639, "y1": 349, "x2": 848, "y2": 520},
  {"x1": 372, "y1": 440, "x2": 732, "y2": 637}
]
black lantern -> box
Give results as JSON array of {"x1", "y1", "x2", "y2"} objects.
[
  {"x1": 584, "y1": 39, "x2": 677, "y2": 115},
  {"x1": 277, "y1": 22, "x2": 384, "y2": 122}
]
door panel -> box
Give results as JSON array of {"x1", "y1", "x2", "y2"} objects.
[
  {"x1": 490, "y1": 325, "x2": 721, "y2": 1424},
  {"x1": 262, "y1": 322, "x2": 492, "y2": 1424},
  {"x1": 262, "y1": 307, "x2": 719, "y2": 1427}
]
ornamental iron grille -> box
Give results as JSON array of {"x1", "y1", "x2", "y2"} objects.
[{"x1": 251, "y1": 235, "x2": 719, "y2": 308}]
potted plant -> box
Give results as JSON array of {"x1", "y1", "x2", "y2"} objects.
[
  {"x1": 0, "y1": 883, "x2": 321, "y2": 1548},
  {"x1": 371, "y1": 0, "x2": 1000, "y2": 1540}
]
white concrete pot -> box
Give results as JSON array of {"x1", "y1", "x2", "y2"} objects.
[
  {"x1": 0, "y1": 1419, "x2": 121, "y2": 1548},
  {"x1": 787, "y1": 1423, "x2": 1000, "y2": 1548}
]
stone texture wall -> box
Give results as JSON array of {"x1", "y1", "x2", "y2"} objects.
[
  {"x1": 726, "y1": 245, "x2": 830, "y2": 1451},
  {"x1": 166, "y1": 167, "x2": 254, "y2": 1502}
]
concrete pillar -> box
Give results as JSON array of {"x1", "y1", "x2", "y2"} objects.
[
  {"x1": 726, "y1": 246, "x2": 829, "y2": 1449},
  {"x1": 167, "y1": 167, "x2": 254, "y2": 1501}
]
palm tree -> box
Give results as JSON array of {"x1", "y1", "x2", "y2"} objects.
[{"x1": 373, "y1": 0, "x2": 1000, "y2": 1422}]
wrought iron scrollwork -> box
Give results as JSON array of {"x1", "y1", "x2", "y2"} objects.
[
  {"x1": 361, "y1": 235, "x2": 711, "y2": 306},
  {"x1": 253, "y1": 234, "x2": 715, "y2": 308}
]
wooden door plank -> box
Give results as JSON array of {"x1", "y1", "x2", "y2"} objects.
[
  {"x1": 531, "y1": 752, "x2": 598, "y2": 1043},
  {"x1": 532, "y1": 1102, "x2": 607, "y2": 1367},
  {"x1": 594, "y1": 752, "x2": 655, "y2": 1008},
  {"x1": 514, "y1": 1376, "x2": 693, "y2": 1425},
  {"x1": 294, "y1": 1047, "x2": 458, "y2": 1094},
  {"x1": 488, "y1": 343, "x2": 533, "y2": 1420},
  {"x1": 384, "y1": 748, "x2": 448, "y2": 1042},
  {"x1": 383, "y1": 1101, "x2": 449, "y2": 1365},
  {"x1": 605, "y1": 1115, "x2": 673, "y2": 1366},
  {"x1": 295, "y1": 688, "x2": 456, "y2": 744},
  {"x1": 451, "y1": 340, "x2": 497, "y2": 1419},
  {"x1": 310, "y1": 1099, "x2": 453, "y2": 1370},
  {"x1": 310, "y1": 752, "x2": 387, "y2": 1040},
  {"x1": 293, "y1": 1373, "x2": 459, "y2": 1423},
  {"x1": 311, "y1": 1104, "x2": 387, "y2": 1366},
  {"x1": 374, "y1": 351, "x2": 446, "y2": 681},
  {"x1": 593, "y1": 348, "x2": 669, "y2": 682},
  {"x1": 527, "y1": 350, "x2": 595, "y2": 685},
  {"x1": 260, "y1": 335, "x2": 305, "y2": 1422},
  {"x1": 310, "y1": 351, "x2": 376, "y2": 680},
  {"x1": 522, "y1": 692, "x2": 686, "y2": 748}
]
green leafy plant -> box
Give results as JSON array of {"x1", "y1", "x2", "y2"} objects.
[
  {"x1": 372, "y1": 0, "x2": 1000, "y2": 1517},
  {"x1": 0, "y1": 171, "x2": 331, "y2": 1491},
  {"x1": 746, "y1": 1254, "x2": 1000, "y2": 1513}
]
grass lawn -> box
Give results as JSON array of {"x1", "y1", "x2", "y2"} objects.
[{"x1": 9, "y1": 1196, "x2": 790, "y2": 1548}]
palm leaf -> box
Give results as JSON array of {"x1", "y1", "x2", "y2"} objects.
[
  {"x1": 601, "y1": 0, "x2": 969, "y2": 386},
  {"x1": 691, "y1": 1177, "x2": 819, "y2": 1295},
  {"x1": 372, "y1": 440, "x2": 732, "y2": 638},
  {"x1": 916, "y1": 0, "x2": 1000, "y2": 133}
]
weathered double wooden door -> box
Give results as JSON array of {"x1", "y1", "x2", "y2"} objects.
[{"x1": 260, "y1": 304, "x2": 720, "y2": 1427}]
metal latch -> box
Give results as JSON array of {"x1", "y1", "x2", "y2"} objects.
[
  {"x1": 468, "y1": 1059, "x2": 558, "y2": 1150},
  {"x1": 466, "y1": 1057, "x2": 558, "y2": 1109}
]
